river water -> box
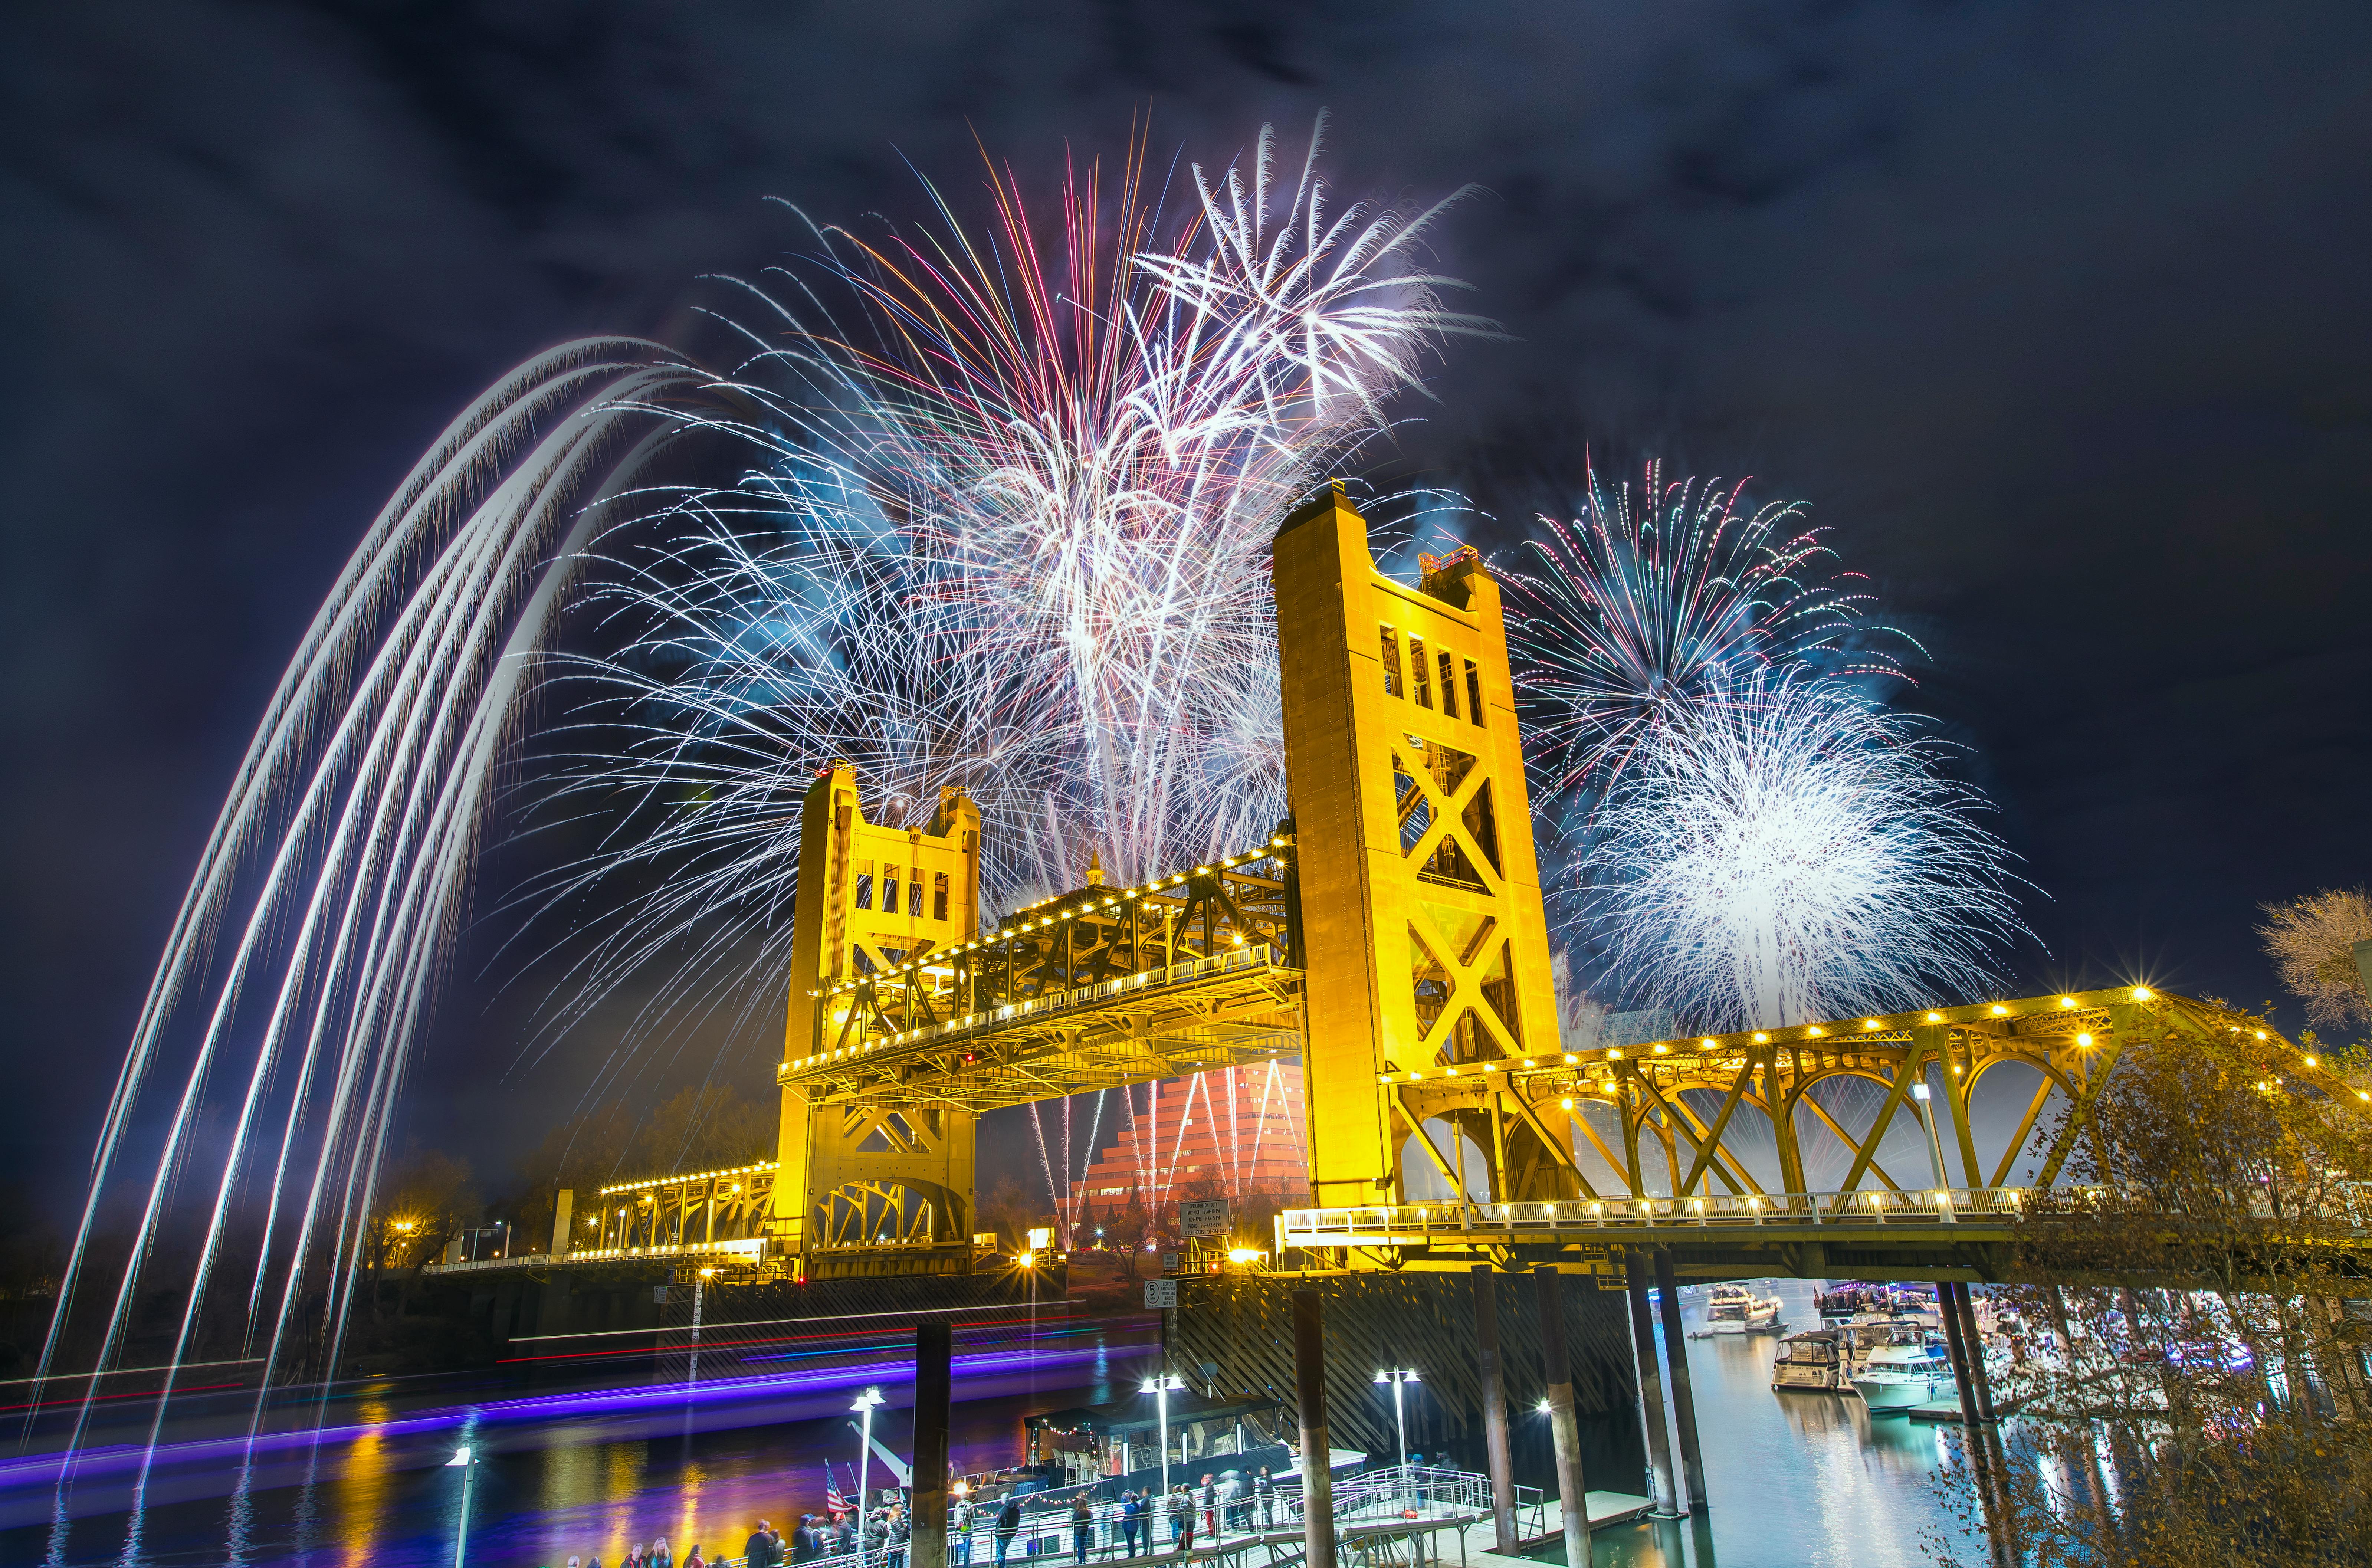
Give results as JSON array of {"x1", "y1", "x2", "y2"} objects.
[{"x1": 3, "y1": 1278, "x2": 1978, "y2": 1567}]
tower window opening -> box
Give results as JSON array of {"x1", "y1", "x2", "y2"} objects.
[
  {"x1": 933, "y1": 871, "x2": 950, "y2": 922},
  {"x1": 1410, "y1": 636, "x2": 1433, "y2": 708},
  {"x1": 855, "y1": 860, "x2": 876, "y2": 911},
  {"x1": 1379, "y1": 626, "x2": 1403, "y2": 697},
  {"x1": 1437, "y1": 650, "x2": 1459, "y2": 718},
  {"x1": 1464, "y1": 660, "x2": 1485, "y2": 727}
]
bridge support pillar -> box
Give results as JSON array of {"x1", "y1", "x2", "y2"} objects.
[
  {"x1": 913, "y1": 1321, "x2": 953, "y2": 1568},
  {"x1": 1292, "y1": 1290, "x2": 1337, "y2": 1568},
  {"x1": 1533, "y1": 1265, "x2": 1594, "y2": 1568},
  {"x1": 1624, "y1": 1252, "x2": 1679, "y2": 1515},
  {"x1": 1653, "y1": 1250, "x2": 1709, "y2": 1510},
  {"x1": 1469, "y1": 1264, "x2": 1518, "y2": 1550}
]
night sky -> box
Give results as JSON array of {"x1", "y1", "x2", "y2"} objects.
[{"x1": 6, "y1": 3, "x2": 2369, "y2": 1203}]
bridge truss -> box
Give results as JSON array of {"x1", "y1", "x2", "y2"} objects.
[{"x1": 778, "y1": 843, "x2": 1305, "y2": 1113}]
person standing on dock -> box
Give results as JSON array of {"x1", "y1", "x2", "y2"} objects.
[
  {"x1": 994, "y1": 1497, "x2": 1022, "y2": 1566},
  {"x1": 1120, "y1": 1490, "x2": 1142, "y2": 1557},
  {"x1": 951, "y1": 1497, "x2": 974, "y2": 1566}
]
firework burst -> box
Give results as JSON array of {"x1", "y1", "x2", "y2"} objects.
[
  {"x1": 1580, "y1": 669, "x2": 2024, "y2": 1032},
  {"x1": 1503, "y1": 460, "x2": 1912, "y2": 812}
]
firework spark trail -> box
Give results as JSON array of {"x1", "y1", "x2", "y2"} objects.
[
  {"x1": 35, "y1": 347, "x2": 718, "y2": 1479},
  {"x1": 1581, "y1": 668, "x2": 2025, "y2": 1033}
]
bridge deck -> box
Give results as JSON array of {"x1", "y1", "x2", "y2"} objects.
[{"x1": 778, "y1": 945, "x2": 1304, "y2": 1113}]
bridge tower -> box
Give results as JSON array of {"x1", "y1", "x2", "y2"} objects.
[
  {"x1": 773, "y1": 765, "x2": 983, "y2": 1272},
  {"x1": 1273, "y1": 488, "x2": 1580, "y2": 1213}
]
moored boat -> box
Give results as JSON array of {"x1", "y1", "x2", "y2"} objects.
[
  {"x1": 1708, "y1": 1281, "x2": 1783, "y2": 1334},
  {"x1": 1850, "y1": 1342, "x2": 1951, "y2": 1409},
  {"x1": 1771, "y1": 1328, "x2": 1845, "y2": 1390}
]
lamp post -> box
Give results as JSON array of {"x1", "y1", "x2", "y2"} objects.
[
  {"x1": 444, "y1": 1446, "x2": 477, "y2": 1568},
  {"x1": 853, "y1": 1385, "x2": 886, "y2": 1568},
  {"x1": 1141, "y1": 1372, "x2": 1184, "y2": 1541},
  {"x1": 1910, "y1": 1082, "x2": 1956, "y2": 1222},
  {"x1": 1372, "y1": 1369, "x2": 1419, "y2": 1506}
]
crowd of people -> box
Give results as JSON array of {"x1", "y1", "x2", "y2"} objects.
[{"x1": 542, "y1": 1464, "x2": 1284, "y2": 1568}]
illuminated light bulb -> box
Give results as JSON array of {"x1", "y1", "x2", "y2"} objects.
[
  {"x1": 1753, "y1": 1032, "x2": 1769, "y2": 1043},
  {"x1": 1446, "y1": 1066, "x2": 1459, "y2": 1076},
  {"x1": 1563, "y1": 1053, "x2": 1579, "y2": 1065},
  {"x1": 1522, "y1": 1058, "x2": 1536, "y2": 1067},
  {"x1": 1560, "y1": 1097, "x2": 1575, "y2": 1110},
  {"x1": 1807, "y1": 1026, "x2": 1824, "y2": 1037},
  {"x1": 1925, "y1": 1012, "x2": 1943, "y2": 1023},
  {"x1": 2305, "y1": 1055, "x2": 2318, "y2": 1067},
  {"x1": 1700, "y1": 1038, "x2": 1715, "y2": 1049},
  {"x1": 2256, "y1": 1031, "x2": 2268, "y2": 1040},
  {"x1": 1864, "y1": 1019, "x2": 1881, "y2": 1030},
  {"x1": 2132, "y1": 987, "x2": 2153, "y2": 1001},
  {"x1": 1408, "y1": 1070, "x2": 1422, "y2": 1080},
  {"x1": 1990, "y1": 1004, "x2": 2008, "y2": 1016},
  {"x1": 2059, "y1": 996, "x2": 2076, "y2": 1008},
  {"x1": 1607, "y1": 1049, "x2": 1623, "y2": 1060},
  {"x1": 1653, "y1": 1043, "x2": 1669, "y2": 1054},
  {"x1": 2076, "y1": 1033, "x2": 2093, "y2": 1047}
]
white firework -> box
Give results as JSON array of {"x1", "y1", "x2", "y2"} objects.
[{"x1": 1582, "y1": 670, "x2": 2024, "y2": 1032}]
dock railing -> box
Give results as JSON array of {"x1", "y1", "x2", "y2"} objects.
[{"x1": 715, "y1": 1464, "x2": 1494, "y2": 1568}]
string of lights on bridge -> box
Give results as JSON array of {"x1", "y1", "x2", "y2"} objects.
[
  {"x1": 1374, "y1": 984, "x2": 2365, "y2": 1103},
  {"x1": 808, "y1": 836, "x2": 1290, "y2": 1003}
]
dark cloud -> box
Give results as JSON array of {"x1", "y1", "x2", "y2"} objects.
[{"x1": 4, "y1": 1, "x2": 2369, "y2": 1197}]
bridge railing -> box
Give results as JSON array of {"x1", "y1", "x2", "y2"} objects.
[
  {"x1": 861, "y1": 941, "x2": 1289, "y2": 1053},
  {"x1": 1279, "y1": 1187, "x2": 2044, "y2": 1244}
]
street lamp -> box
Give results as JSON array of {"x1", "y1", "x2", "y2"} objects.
[
  {"x1": 1141, "y1": 1372, "x2": 1185, "y2": 1539},
  {"x1": 1909, "y1": 1082, "x2": 1953, "y2": 1201},
  {"x1": 444, "y1": 1446, "x2": 477, "y2": 1568},
  {"x1": 1373, "y1": 1369, "x2": 1420, "y2": 1503},
  {"x1": 852, "y1": 1385, "x2": 886, "y2": 1568}
]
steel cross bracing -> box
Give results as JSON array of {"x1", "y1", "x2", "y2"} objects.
[
  {"x1": 777, "y1": 840, "x2": 1305, "y2": 1113},
  {"x1": 1375, "y1": 986, "x2": 2359, "y2": 1218}
]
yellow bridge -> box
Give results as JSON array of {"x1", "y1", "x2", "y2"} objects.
[{"x1": 561, "y1": 489, "x2": 2360, "y2": 1285}]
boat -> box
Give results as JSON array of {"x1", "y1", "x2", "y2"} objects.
[
  {"x1": 1771, "y1": 1328, "x2": 1846, "y2": 1391},
  {"x1": 1850, "y1": 1341, "x2": 1952, "y2": 1409},
  {"x1": 1815, "y1": 1280, "x2": 1938, "y2": 1322},
  {"x1": 1707, "y1": 1282, "x2": 1783, "y2": 1334}
]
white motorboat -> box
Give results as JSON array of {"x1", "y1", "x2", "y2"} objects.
[
  {"x1": 1707, "y1": 1282, "x2": 1782, "y2": 1334},
  {"x1": 1771, "y1": 1328, "x2": 1846, "y2": 1391},
  {"x1": 1850, "y1": 1342, "x2": 1951, "y2": 1408}
]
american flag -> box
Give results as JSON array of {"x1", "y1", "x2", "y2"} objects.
[{"x1": 826, "y1": 1464, "x2": 851, "y2": 1513}]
